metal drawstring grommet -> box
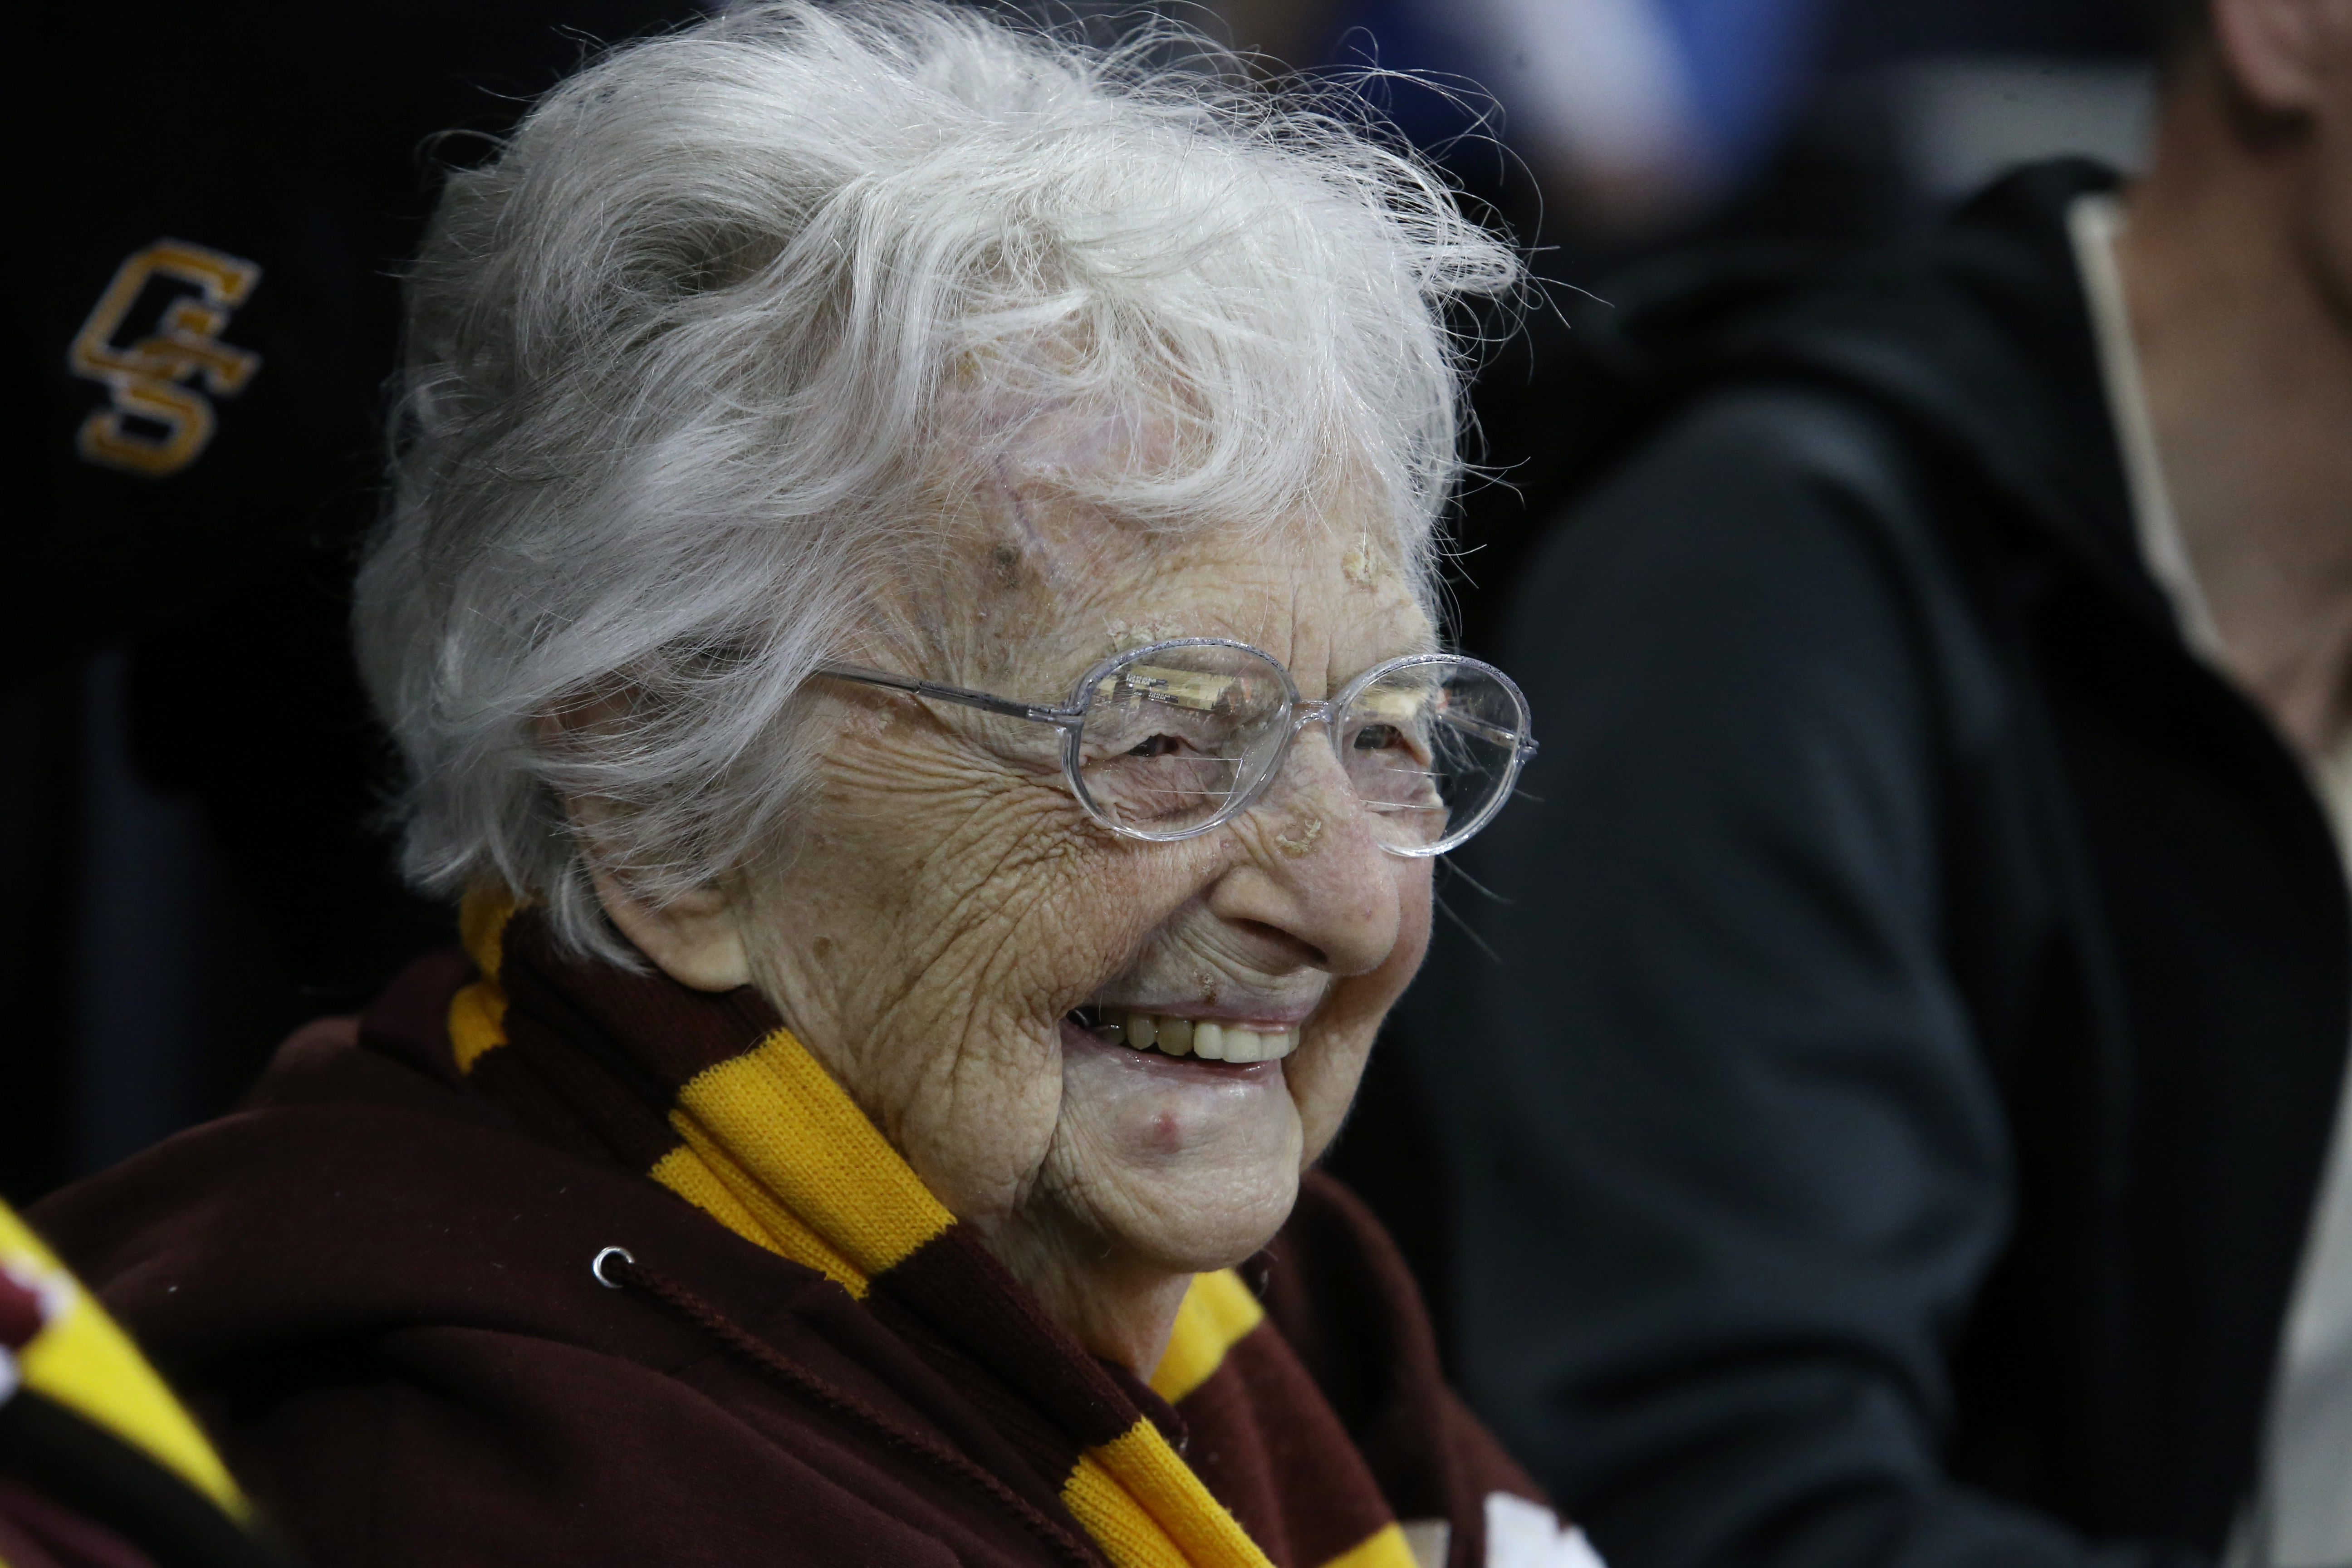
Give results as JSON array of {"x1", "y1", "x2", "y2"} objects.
[{"x1": 591, "y1": 1246, "x2": 636, "y2": 1289}]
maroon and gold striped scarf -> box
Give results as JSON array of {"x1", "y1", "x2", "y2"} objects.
[{"x1": 449, "y1": 897, "x2": 1421, "y2": 1568}]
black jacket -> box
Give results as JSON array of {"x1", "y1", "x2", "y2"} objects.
[{"x1": 1402, "y1": 161, "x2": 2351, "y2": 1568}]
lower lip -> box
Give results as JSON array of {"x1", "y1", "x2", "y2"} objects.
[{"x1": 1056, "y1": 1016, "x2": 1288, "y2": 1083}]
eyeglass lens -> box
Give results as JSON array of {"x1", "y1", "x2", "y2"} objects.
[
  {"x1": 1076, "y1": 644, "x2": 1526, "y2": 849},
  {"x1": 1078, "y1": 645, "x2": 1290, "y2": 837},
  {"x1": 1337, "y1": 660, "x2": 1526, "y2": 851}
]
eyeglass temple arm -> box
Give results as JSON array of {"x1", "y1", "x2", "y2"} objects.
[
  {"x1": 813, "y1": 663, "x2": 1081, "y2": 728},
  {"x1": 1435, "y1": 708, "x2": 1541, "y2": 759}
]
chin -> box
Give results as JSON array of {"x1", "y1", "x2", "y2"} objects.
[
  {"x1": 1051, "y1": 1016, "x2": 1308, "y2": 1267},
  {"x1": 1115, "y1": 1153, "x2": 1304, "y2": 1273}
]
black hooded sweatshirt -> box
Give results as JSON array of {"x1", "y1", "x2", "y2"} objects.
[{"x1": 1396, "y1": 159, "x2": 2351, "y2": 1568}]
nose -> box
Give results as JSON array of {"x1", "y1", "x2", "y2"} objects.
[{"x1": 1204, "y1": 733, "x2": 1403, "y2": 977}]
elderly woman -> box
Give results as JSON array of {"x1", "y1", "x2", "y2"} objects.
[{"x1": 35, "y1": 5, "x2": 1562, "y2": 1565}]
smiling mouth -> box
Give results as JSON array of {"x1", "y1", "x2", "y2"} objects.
[{"x1": 1066, "y1": 1006, "x2": 1300, "y2": 1063}]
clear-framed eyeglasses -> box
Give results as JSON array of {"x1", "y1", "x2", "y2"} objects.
[{"x1": 813, "y1": 637, "x2": 1538, "y2": 857}]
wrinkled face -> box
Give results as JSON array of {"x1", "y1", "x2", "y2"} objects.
[{"x1": 731, "y1": 480, "x2": 1435, "y2": 1302}]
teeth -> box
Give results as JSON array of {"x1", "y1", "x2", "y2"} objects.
[{"x1": 1091, "y1": 1010, "x2": 1300, "y2": 1062}]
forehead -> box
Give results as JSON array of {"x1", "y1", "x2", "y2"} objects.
[{"x1": 955, "y1": 484, "x2": 1436, "y2": 694}]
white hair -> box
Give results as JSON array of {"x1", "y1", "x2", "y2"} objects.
[{"x1": 356, "y1": 0, "x2": 1521, "y2": 960}]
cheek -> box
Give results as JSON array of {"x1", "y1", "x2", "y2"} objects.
[
  {"x1": 884, "y1": 842, "x2": 1238, "y2": 1207},
  {"x1": 1289, "y1": 860, "x2": 1433, "y2": 1158},
  {"x1": 1392, "y1": 861, "x2": 1434, "y2": 971},
  {"x1": 1007, "y1": 841, "x2": 1232, "y2": 1016},
  {"x1": 817, "y1": 747, "x2": 1139, "y2": 994},
  {"x1": 1330, "y1": 859, "x2": 1433, "y2": 1028}
]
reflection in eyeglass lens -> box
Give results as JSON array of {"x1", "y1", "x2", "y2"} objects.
[
  {"x1": 1081, "y1": 651, "x2": 1287, "y2": 832},
  {"x1": 1078, "y1": 648, "x2": 1526, "y2": 845}
]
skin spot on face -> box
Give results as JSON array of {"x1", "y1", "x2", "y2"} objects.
[
  {"x1": 1341, "y1": 538, "x2": 1380, "y2": 588},
  {"x1": 813, "y1": 936, "x2": 836, "y2": 960},
  {"x1": 1103, "y1": 617, "x2": 1173, "y2": 652},
  {"x1": 990, "y1": 544, "x2": 1024, "y2": 590},
  {"x1": 1274, "y1": 815, "x2": 1325, "y2": 858}
]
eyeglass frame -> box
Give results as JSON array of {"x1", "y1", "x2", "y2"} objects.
[{"x1": 812, "y1": 636, "x2": 1539, "y2": 857}]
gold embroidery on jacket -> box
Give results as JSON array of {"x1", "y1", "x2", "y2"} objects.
[{"x1": 68, "y1": 239, "x2": 263, "y2": 477}]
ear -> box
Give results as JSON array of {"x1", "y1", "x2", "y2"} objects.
[
  {"x1": 587, "y1": 862, "x2": 754, "y2": 992},
  {"x1": 562, "y1": 789, "x2": 751, "y2": 991},
  {"x1": 536, "y1": 699, "x2": 755, "y2": 993},
  {"x1": 2211, "y1": 0, "x2": 2338, "y2": 113}
]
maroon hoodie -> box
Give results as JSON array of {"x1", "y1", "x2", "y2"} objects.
[{"x1": 31, "y1": 932, "x2": 1549, "y2": 1568}]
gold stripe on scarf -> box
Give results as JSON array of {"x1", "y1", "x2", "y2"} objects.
[
  {"x1": 671, "y1": 1031, "x2": 953, "y2": 1279},
  {"x1": 449, "y1": 895, "x2": 515, "y2": 1072},
  {"x1": 656, "y1": 1114, "x2": 867, "y2": 1294},
  {"x1": 0, "y1": 1205, "x2": 255, "y2": 1524},
  {"x1": 1150, "y1": 1269, "x2": 1266, "y2": 1404},
  {"x1": 1066, "y1": 1419, "x2": 1275, "y2": 1568},
  {"x1": 1318, "y1": 1525, "x2": 1421, "y2": 1568}
]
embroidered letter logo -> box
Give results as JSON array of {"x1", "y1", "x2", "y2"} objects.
[{"x1": 68, "y1": 239, "x2": 263, "y2": 478}]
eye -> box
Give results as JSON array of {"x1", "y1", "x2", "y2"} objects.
[
  {"x1": 1352, "y1": 723, "x2": 1402, "y2": 752},
  {"x1": 1127, "y1": 734, "x2": 1185, "y2": 759}
]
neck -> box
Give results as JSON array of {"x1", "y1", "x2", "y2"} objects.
[
  {"x1": 2119, "y1": 48, "x2": 2352, "y2": 762},
  {"x1": 979, "y1": 1213, "x2": 1193, "y2": 1377}
]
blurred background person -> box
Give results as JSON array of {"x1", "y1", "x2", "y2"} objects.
[
  {"x1": 1215, "y1": 0, "x2": 2150, "y2": 255},
  {"x1": 2, "y1": 2, "x2": 704, "y2": 1208},
  {"x1": 1382, "y1": 2, "x2": 2352, "y2": 1568}
]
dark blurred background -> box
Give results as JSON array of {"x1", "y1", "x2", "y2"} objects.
[{"x1": 0, "y1": 0, "x2": 2151, "y2": 1207}]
